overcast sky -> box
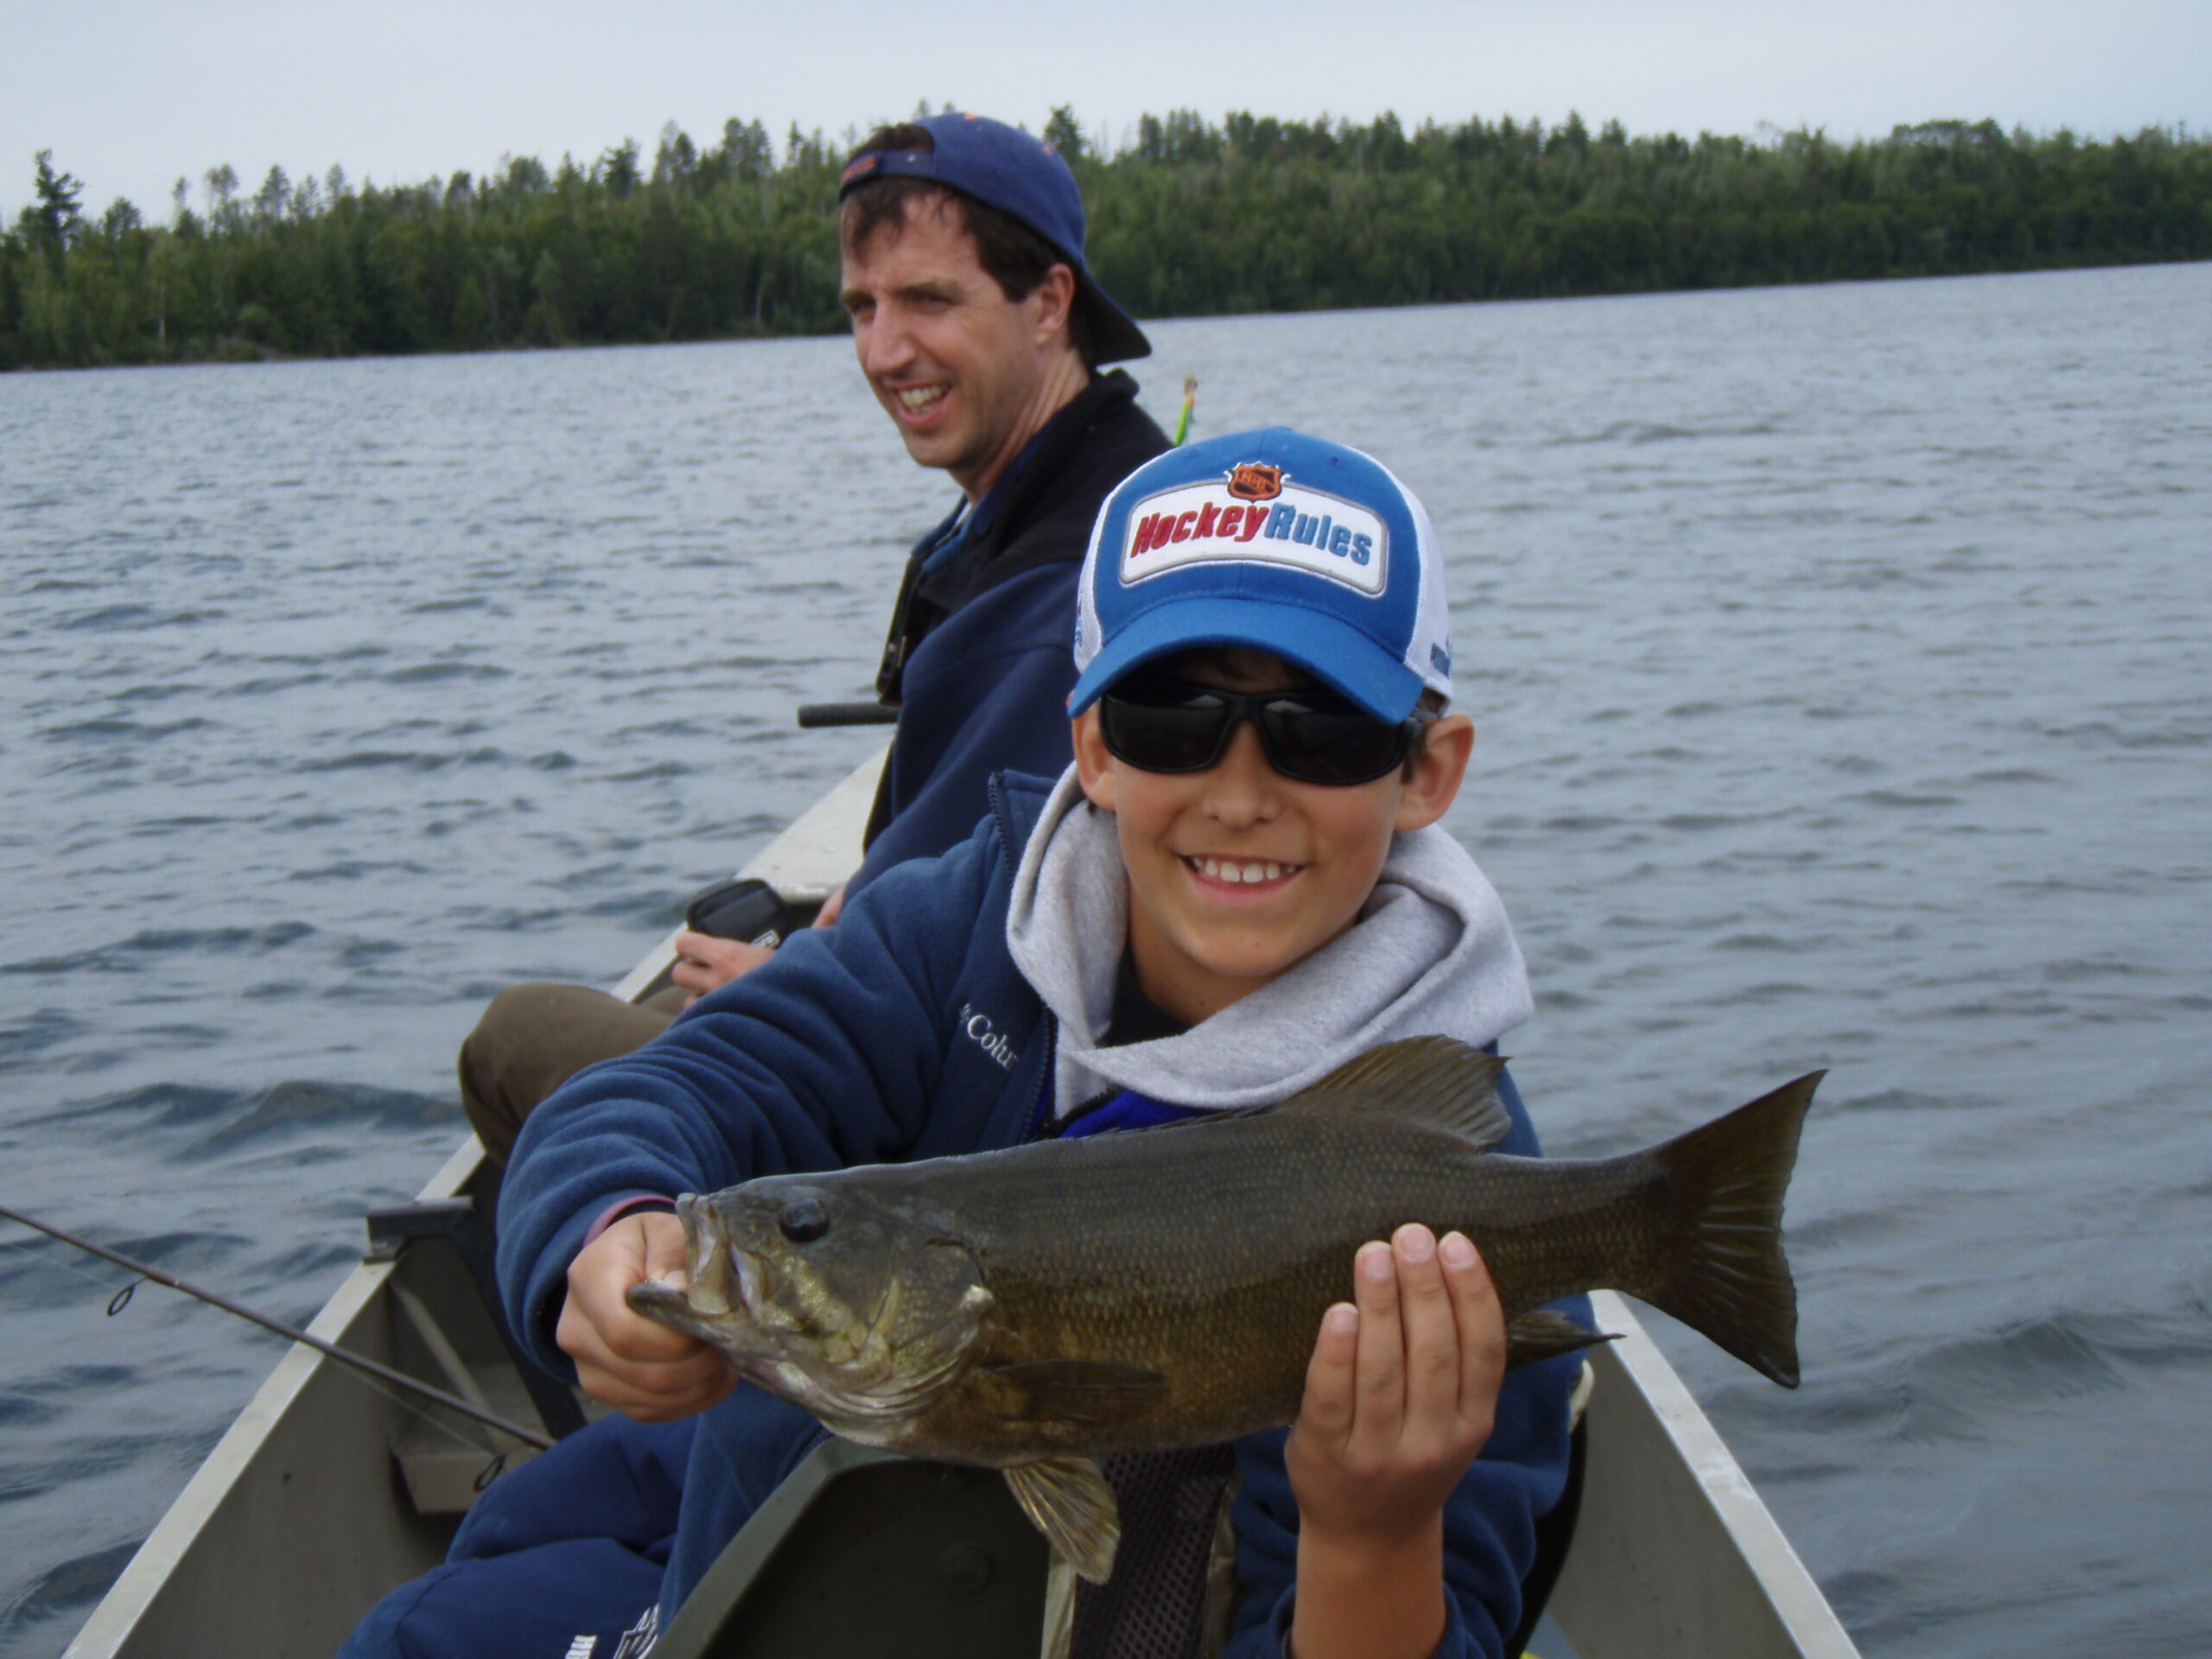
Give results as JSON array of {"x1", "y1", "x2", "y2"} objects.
[{"x1": 7, "y1": 0, "x2": 2207, "y2": 221}]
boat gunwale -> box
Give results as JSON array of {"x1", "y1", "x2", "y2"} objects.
[
  {"x1": 61, "y1": 746, "x2": 1857, "y2": 1658},
  {"x1": 62, "y1": 750, "x2": 888, "y2": 1659}
]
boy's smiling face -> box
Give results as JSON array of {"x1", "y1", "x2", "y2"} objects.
[{"x1": 1072, "y1": 648, "x2": 1475, "y2": 1026}]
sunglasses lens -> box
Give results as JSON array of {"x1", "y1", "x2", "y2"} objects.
[
  {"x1": 1099, "y1": 685, "x2": 1230, "y2": 772},
  {"x1": 1258, "y1": 698, "x2": 1408, "y2": 784},
  {"x1": 1099, "y1": 677, "x2": 1413, "y2": 785}
]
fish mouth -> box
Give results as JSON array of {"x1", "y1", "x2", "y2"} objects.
[
  {"x1": 669, "y1": 1194, "x2": 728, "y2": 1317},
  {"x1": 673, "y1": 1192, "x2": 772, "y2": 1325},
  {"x1": 728, "y1": 1244, "x2": 764, "y2": 1321}
]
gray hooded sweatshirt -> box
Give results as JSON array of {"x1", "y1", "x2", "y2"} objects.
[{"x1": 1004, "y1": 767, "x2": 1534, "y2": 1117}]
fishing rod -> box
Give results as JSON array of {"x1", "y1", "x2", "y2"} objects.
[
  {"x1": 1174, "y1": 375, "x2": 1198, "y2": 446},
  {"x1": 0, "y1": 1202, "x2": 552, "y2": 1452}
]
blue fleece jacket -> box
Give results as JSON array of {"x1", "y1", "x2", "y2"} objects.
[
  {"x1": 499, "y1": 773, "x2": 1579, "y2": 1658},
  {"x1": 849, "y1": 556, "x2": 1090, "y2": 890},
  {"x1": 848, "y1": 368, "x2": 1169, "y2": 895}
]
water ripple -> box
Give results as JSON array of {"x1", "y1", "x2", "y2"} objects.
[{"x1": 3, "y1": 264, "x2": 2209, "y2": 1658}]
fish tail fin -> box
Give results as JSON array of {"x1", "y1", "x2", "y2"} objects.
[{"x1": 1639, "y1": 1071, "x2": 1821, "y2": 1389}]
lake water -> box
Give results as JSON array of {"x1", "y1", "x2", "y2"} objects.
[{"x1": 3, "y1": 262, "x2": 2209, "y2": 1656}]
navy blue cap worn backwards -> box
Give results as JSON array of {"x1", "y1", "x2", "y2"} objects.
[
  {"x1": 837, "y1": 112, "x2": 1151, "y2": 365},
  {"x1": 1070, "y1": 429, "x2": 1456, "y2": 723}
]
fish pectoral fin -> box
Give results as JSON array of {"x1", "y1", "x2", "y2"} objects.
[
  {"x1": 1274, "y1": 1036, "x2": 1513, "y2": 1151},
  {"x1": 1504, "y1": 1307, "x2": 1618, "y2": 1369},
  {"x1": 978, "y1": 1357, "x2": 1172, "y2": 1427},
  {"x1": 1004, "y1": 1457, "x2": 1121, "y2": 1586}
]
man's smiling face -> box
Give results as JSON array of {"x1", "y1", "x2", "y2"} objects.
[
  {"x1": 1072, "y1": 648, "x2": 1473, "y2": 1025},
  {"x1": 840, "y1": 194, "x2": 1074, "y2": 500}
]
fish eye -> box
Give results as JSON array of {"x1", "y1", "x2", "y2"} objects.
[{"x1": 779, "y1": 1198, "x2": 830, "y2": 1244}]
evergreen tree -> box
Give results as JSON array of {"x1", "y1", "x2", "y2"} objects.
[
  {"x1": 1044, "y1": 106, "x2": 1086, "y2": 162},
  {"x1": 24, "y1": 149, "x2": 84, "y2": 251},
  {"x1": 4, "y1": 113, "x2": 2209, "y2": 372}
]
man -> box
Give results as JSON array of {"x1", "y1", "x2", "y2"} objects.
[{"x1": 459, "y1": 113, "x2": 1170, "y2": 1165}]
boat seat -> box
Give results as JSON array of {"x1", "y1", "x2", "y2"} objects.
[
  {"x1": 651, "y1": 1416, "x2": 1587, "y2": 1659},
  {"x1": 649, "y1": 1440, "x2": 1048, "y2": 1659}
]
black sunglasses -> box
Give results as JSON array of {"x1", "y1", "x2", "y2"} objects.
[{"x1": 1097, "y1": 676, "x2": 1425, "y2": 785}]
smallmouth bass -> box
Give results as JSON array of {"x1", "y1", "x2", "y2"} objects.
[{"x1": 629, "y1": 1036, "x2": 1818, "y2": 1582}]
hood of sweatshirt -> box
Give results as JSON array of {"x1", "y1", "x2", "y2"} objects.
[{"x1": 1004, "y1": 766, "x2": 1534, "y2": 1116}]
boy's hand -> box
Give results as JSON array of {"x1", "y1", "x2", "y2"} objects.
[
  {"x1": 557, "y1": 1211, "x2": 735, "y2": 1421},
  {"x1": 1287, "y1": 1224, "x2": 1506, "y2": 1548},
  {"x1": 1282, "y1": 1226, "x2": 1505, "y2": 1659},
  {"x1": 671, "y1": 928, "x2": 774, "y2": 1004}
]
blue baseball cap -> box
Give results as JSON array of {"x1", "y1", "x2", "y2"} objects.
[
  {"x1": 837, "y1": 112, "x2": 1151, "y2": 365},
  {"x1": 1070, "y1": 429, "x2": 1455, "y2": 722}
]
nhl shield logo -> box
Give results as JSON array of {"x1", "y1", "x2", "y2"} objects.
[{"x1": 1225, "y1": 462, "x2": 1285, "y2": 502}]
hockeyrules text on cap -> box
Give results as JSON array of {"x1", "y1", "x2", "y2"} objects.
[{"x1": 1118, "y1": 468, "x2": 1388, "y2": 596}]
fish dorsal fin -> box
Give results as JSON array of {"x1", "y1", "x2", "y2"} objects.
[
  {"x1": 1004, "y1": 1456, "x2": 1121, "y2": 1584},
  {"x1": 1274, "y1": 1035, "x2": 1512, "y2": 1150}
]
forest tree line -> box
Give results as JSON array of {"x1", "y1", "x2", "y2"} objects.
[{"x1": 4, "y1": 108, "x2": 2208, "y2": 371}]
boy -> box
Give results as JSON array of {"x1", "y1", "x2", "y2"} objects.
[{"x1": 499, "y1": 429, "x2": 1581, "y2": 1658}]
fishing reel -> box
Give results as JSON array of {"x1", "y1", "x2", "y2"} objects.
[{"x1": 685, "y1": 877, "x2": 799, "y2": 950}]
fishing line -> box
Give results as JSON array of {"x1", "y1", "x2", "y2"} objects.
[
  {"x1": 3, "y1": 1224, "x2": 526, "y2": 1481},
  {"x1": 0, "y1": 1203, "x2": 551, "y2": 1452},
  {"x1": 328, "y1": 1356, "x2": 520, "y2": 1466},
  {"x1": 0, "y1": 1229, "x2": 151, "y2": 1301}
]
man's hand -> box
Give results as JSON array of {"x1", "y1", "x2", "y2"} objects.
[
  {"x1": 671, "y1": 928, "x2": 773, "y2": 1004},
  {"x1": 556, "y1": 1211, "x2": 735, "y2": 1421},
  {"x1": 1283, "y1": 1224, "x2": 1507, "y2": 1659},
  {"x1": 812, "y1": 883, "x2": 846, "y2": 929}
]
